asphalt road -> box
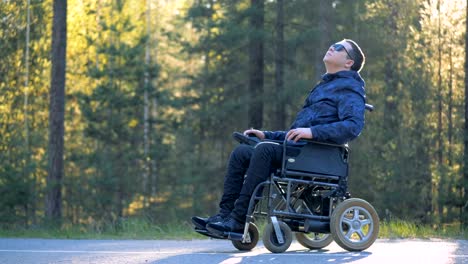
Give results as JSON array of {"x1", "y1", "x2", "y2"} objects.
[{"x1": 0, "y1": 238, "x2": 466, "y2": 264}]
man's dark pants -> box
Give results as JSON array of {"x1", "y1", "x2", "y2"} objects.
[{"x1": 218, "y1": 142, "x2": 283, "y2": 223}]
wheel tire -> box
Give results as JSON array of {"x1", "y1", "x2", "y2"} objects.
[
  {"x1": 231, "y1": 223, "x2": 259, "y2": 251},
  {"x1": 262, "y1": 221, "x2": 293, "y2": 253},
  {"x1": 330, "y1": 198, "x2": 379, "y2": 251},
  {"x1": 295, "y1": 232, "x2": 333, "y2": 249}
]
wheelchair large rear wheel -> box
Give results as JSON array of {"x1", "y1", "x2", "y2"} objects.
[
  {"x1": 330, "y1": 198, "x2": 379, "y2": 251},
  {"x1": 262, "y1": 221, "x2": 293, "y2": 253},
  {"x1": 295, "y1": 232, "x2": 333, "y2": 249},
  {"x1": 231, "y1": 223, "x2": 259, "y2": 251}
]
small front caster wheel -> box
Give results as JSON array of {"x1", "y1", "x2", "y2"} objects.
[
  {"x1": 232, "y1": 223, "x2": 259, "y2": 251},
  {"x1": 262, "y1": 221, "x2": 293, "y2": 253}
]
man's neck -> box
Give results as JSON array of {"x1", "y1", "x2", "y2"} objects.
[
  {"x1": 325, "y1": 64, "x2": 350, "y2": 74},
  {"x1": 325, "y1": 68, "x2": 348, "y2": 74}
]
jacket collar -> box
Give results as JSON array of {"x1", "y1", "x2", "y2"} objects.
[{"x1": 320, "y1": 70, "x2": 365, "y2": 86}]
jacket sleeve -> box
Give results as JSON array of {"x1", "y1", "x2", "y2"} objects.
[
  {"x1": 263, "y1": 130, "x2": 287, "y2": 140},
  {"x1": 310, "y1": 88, "x2": 365, "y2": 144}
]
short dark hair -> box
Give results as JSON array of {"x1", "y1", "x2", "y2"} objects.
[{"x1": 344, "y1": 39, "x2": 365, "y2": 72}]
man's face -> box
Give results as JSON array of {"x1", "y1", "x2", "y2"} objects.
[{"x1": 323, "y1": 40, "x2": 354, "y2": 68}]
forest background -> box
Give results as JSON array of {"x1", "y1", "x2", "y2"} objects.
[{"x1": 1, "y1": 0, "x2": 468, "y2": 233}]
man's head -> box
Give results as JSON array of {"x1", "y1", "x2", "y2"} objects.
[{"x1": 323, "y1": 39, "x2": 365, "y2": 73}]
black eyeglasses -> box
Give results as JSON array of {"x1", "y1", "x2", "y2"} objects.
[{"x1": 331, "y1": 43, "x2": 354, "y2": 60}]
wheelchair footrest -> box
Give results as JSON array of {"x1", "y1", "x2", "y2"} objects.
[
  {"x1": 194, "y1": 228, "x2": 225, "y2": 239},
  {"x1": 227, "y1": 232, "x2": 244, "y2": 241},
  {"x1": 195, "y1": 227, "x2": 245, "y2": 241}
]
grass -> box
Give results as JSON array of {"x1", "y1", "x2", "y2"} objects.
[
  {"x1": 0, "y1": 218, "x2": 466, "y2": 240},
  {"x1": 0, "y1": 219, "x2": 200, "y2": 240},
  {"x1": 379, "y1": 220, "x2": 467, "y2": 240}
]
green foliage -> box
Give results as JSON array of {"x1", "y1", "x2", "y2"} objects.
[
  {"x1": 0, "y1": 0, "x2": 50, "y2": 226},
  {"x1": 70, "y1": 0, "x2": 156, "y2": 222},
  {"x1": 380, "y1": 220, "x2": 467, "y2": 240},
  {"x1": 0, "y1": 217, "x2": 198, "y2": 240}
]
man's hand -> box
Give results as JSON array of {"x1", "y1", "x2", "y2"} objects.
[
  {"x1": 286, "y1": 128, "x2": 313, "y2": 142},
  {"x1": 243, "y1": 128, "x2": 265, "y2": 140}
]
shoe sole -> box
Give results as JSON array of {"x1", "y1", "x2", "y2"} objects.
[{"x1": 191, "y1": 217, "x2": 207, "y2": 230}]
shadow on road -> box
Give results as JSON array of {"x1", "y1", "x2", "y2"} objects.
[
  {"x1": 152, "y1": 247, "x2": 372, "y2": 264},
  {"x1": 454, "y1": 240, "x2": 468, "y2": 264}
]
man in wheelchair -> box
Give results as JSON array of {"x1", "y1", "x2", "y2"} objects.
[{"x1": 192, "y1": 39, "x2": 369, "y2": 248}]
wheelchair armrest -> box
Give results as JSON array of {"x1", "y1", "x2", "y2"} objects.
[
  {"x1": 232, "y1": 132, "x2": 261, "y2": 146},
  {"x1": 233, "y1": 132, "x2": 286, "y2": 146}
]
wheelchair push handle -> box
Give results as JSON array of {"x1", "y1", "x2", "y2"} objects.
[{"x1": 365, "y1": 104, "x2": 374, "y2": 112}]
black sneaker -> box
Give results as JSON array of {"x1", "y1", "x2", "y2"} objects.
[
  {"x1": 191, "y1": 214, "x2": 227, "y2": 230},
  {"x1": 206, "y1": 217, "x2": 244, "y2": 235}
]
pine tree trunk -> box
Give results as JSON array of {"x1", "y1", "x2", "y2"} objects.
[
  {"x1": 143, "y1": 0, "x2": 151, "y2": 199},
  {"x1": 151, "y1": 42, "x2": 158, "y2": 197},
  {"x1": 446, "y1": 40, "x2": 454, "y2": 222},
  {"x1": 46, "y1": 0, "x2": 67, "y2": 222},
  {"x1": 315, "y1": 0, "x2": 331, "y2": 80},
  {"x1": 437, "y1": 0, "x2": 443, "y2": 167},
  {"x1": 24, "y1": 0, "x2": 35, "y2": 225},
  {"x1": 436, "y1": 0, "x2": 444, "y2": 222},
  {"x1": 274, "y1": 0, "x2": 285, "y2": 130},
  {"x1": 382, "y1": 11, "x2": 399, "y2": 215},
  {"x1": 463, "y1": 0, "x2": 468, "y2": 229},
  {"x1": 248, "y1": 0, "x2": 264, "y2": 129},
  {"x1": 96, "y1": 0, "x2": 102, "y2": 69},
  {"x1": 448, "y1": 43, "x2": 453, "y2": 167}
]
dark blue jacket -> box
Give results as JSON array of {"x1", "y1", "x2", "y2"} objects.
[{"x1": 264, "y1": 70, "x2": 366, "y2": 144}]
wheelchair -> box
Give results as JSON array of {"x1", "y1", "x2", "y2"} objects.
[{"x1": 194, "y1": 104, "x2": 379, "y2": 253}]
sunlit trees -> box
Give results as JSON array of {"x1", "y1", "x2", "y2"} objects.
[
  {"x1": 356, "y1": 0, "x2": 467, "y2": 224},
  {"x1": 358, "y1": 0, "x2": 430, "y2": 222},
  {"x1": 74, "y1": 0, "x2": 154, "y2": 220},
  {"x1": 0, "y1": 0, "x2": 468, "y2": 230},
  {"x1": 416, "y1": 0, "x2": 466, "y2": 224},
  {"x1": 0, "y1": 0, "x2": 51, "y2": 225}
]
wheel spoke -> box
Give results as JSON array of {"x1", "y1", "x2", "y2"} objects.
[
  {"x1": 342, "y1": 218, "x2": 353, "y2": 227},
  {"x1": 345, "y1": 229, "x2": 354, "y2": 239},
  {"x1": 357, "y1": 229, "x2": 366, "y2": 240},
  {"x1": 353, "y1": 209, "x2": 360, "y2": 220},
  {"x1": 361, "y1": 219, "x2": 371, "y2": 226}
]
